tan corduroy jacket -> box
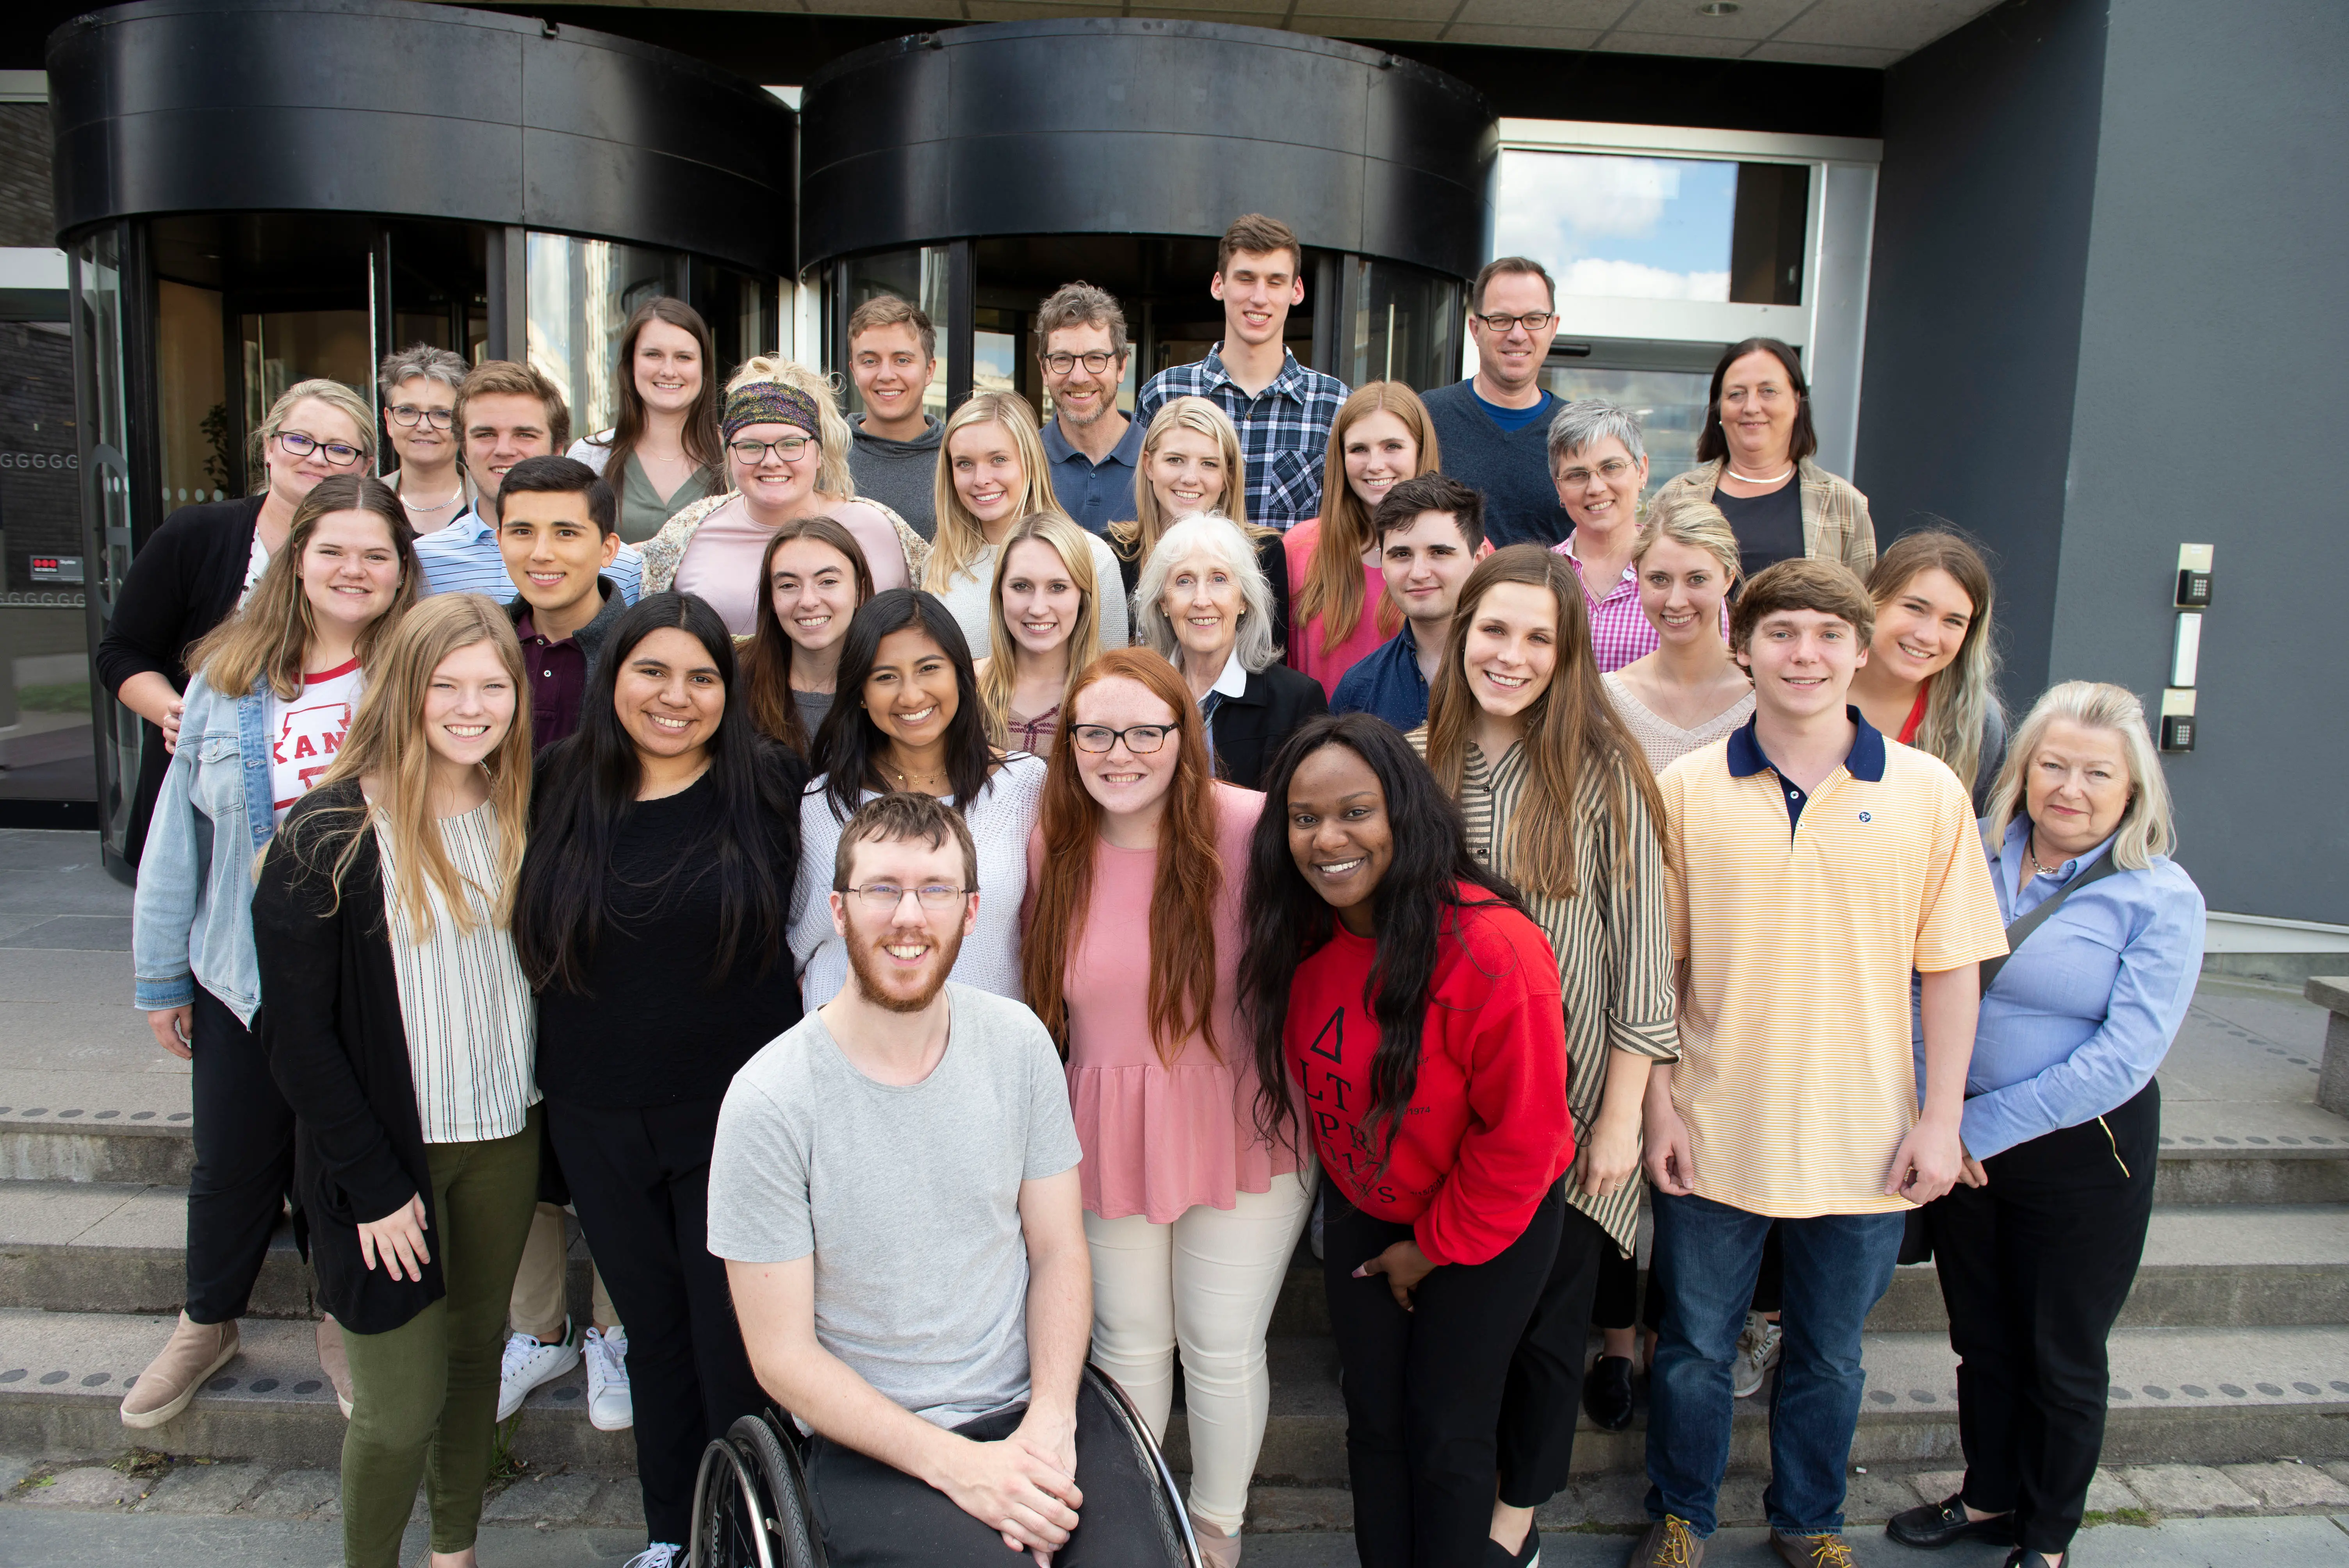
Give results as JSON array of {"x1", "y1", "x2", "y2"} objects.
[{"x1": 1654, "y1": 456, "x2": 1877, "y2": 579}]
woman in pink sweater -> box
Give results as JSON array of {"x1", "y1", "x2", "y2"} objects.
[{"x1": 1021, "y1": 647, "x2": 1311, "y2": 1568}]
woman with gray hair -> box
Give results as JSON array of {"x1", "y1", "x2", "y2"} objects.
[
  {"x1": 1888, "y1": 680, "x2": 2204, "y2": 1568},
  {"x1": 1138, "y1": 511, "x2": 1326, "y2": 789},
  {"x1": 377, "y1": 343, "x2": 474, "y2": 536},
  {"x1": 1547, "y1": 398, "x2": 1671, "y2": 672}
]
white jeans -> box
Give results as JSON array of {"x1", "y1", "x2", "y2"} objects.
[{"x1": 1083, "y1": 1169, "x2": 1316, "y2": 1536}]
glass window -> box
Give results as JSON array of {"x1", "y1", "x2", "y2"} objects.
[
  {"x1": 67, "y1": 230, "x2": 133, "y2": 831},
  {"x1": 524, "y1": 233, "x2": 688, "y2": 442},
  {"x1": 158, "y1": 279, "x2": 230, "y2": 510},
  {"x1": 0, "y1": 304, "x2": 92, "y2": 804},
  {"x1": 838, "y1": 247, "x2": 951, "y2": 424},
  {"x1": 1497, "y1": 153, "x2": 1809, "y2": 307},
  {"x1": 239, "y1": 309, "x2": 371, "y2": 437},
  {"x1": 1347, "y1": 258, "x2": 1462, "y2": 392},
  {"x1": 1537, "y1": 362, "x2": 1712, "y2": 494}
]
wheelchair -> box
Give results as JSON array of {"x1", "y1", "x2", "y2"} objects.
[{"x1": 688, "y1": 1363, "x2": 1204, "y2": 1568}]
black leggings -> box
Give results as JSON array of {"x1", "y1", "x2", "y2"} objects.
[
  {"x1": 186, "y1": 985, "x2": 296, "y2": 1324},
  {"x1": 1324, "y1": 1183, "x2": 1565, "y2": 1568}
]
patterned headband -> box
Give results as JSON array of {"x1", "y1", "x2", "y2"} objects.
[{"x1": 724, "y1": 382, "x2": 822, "y2": 444}]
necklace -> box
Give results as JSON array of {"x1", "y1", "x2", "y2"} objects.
[
  {"x1": 884, "y1": 756, "x2": 948, "y2": 793},
  {"x1": 1725, "y1": 464, "x2": 1795, "y2": 485},
  {"x1": 2024, "y1": 834, "x2": 2068, "y2": 879},
  {"x1": 401, "y1": 489, "x2": 462, "y2": 515}
]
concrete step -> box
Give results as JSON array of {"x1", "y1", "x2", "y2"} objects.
[{"x1": 12, "y1": 1306, "x2": 2344, "y2": 1477}]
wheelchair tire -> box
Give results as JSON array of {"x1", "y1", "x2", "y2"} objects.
[
  {"x1": 689, "y1": 1413, "x2": 827, "y2": 1568},
  {"x1": 1084, "y1": 1365, "x2": 1205, "y2": 1568},
  {"x1": 733, "y1": 1412, "x2": 828, "y2": 1568}
]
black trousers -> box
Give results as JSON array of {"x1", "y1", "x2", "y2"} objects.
[
  {"x1": 1497, "y1": 1198, "x2": 1609, "y2": 1508},
  {"x1": 547, "y1": 1096, "x2": 766, "y2": 1547},
  {"x1": 1324, "y1": 1183, "x2": 1564, "y2": 1568},
  {"x1": 187, "y1": 985, "x2": 297, "y2": 1324},
  {"x1": 1927, "y1": 1081, "x2": 2160, "y2": 1556},
  {"x1": 806, "y1": 1388, "x2": 1168, "y2": 1567}
]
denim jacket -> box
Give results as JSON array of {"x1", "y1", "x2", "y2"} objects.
[{"x1": 131, "y1": 674, "x2": 280, "y2": 1024}]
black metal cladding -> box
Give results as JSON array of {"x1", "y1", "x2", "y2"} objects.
[
  {"x1": 801, "y1": 19, "x2": 1496, "y2": 282},
  {"x1": 45, "y1": 0, "x2": 797, "y2": 275}
]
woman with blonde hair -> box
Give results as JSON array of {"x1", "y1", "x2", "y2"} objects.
[
  {"x1": 973, "y1": 510, "x2": 1104, "y2": 757},
  {"x1": 743, "y1": 514, "x2": 877, "y2": 757},
  {"x1": 1019, "y1": 647, "x2": 1311, "y2": 1566},
  {"x1": 251, "y1": 595, "x2": 540, "y2": 1568},
  {"x1": 924, "y1": 388, "x2": 1128, "y2": 652},
  {"x1": 1603, "y1": 497, "x2": 1755, "y2": 773},
  {"x1": 1285, "y1": 381, "x2": 1440, "y2": 697},
  {"x1": 99, "y1": 376, "x2": 379, "y2": 864},
  {"x1": 125, "y1": 473, "x2": 420, "y2": 1433},
  {"x1": 640, "y1": 358, "x2": 921, "y2": 632},
  {"x1": 1888, "y1": 681, "x2": 2203, "y2": 1568},
  {"x1": 1110, "y1": 396, "x2": 1291, "y2": 647},
  {"x1": 1850, "y1": 528, "x2": 2006, "y2": 809}
]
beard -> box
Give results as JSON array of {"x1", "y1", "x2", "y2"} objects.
[{"x1": 843, "y1": 921, "x2": 965, "y2": 1014}]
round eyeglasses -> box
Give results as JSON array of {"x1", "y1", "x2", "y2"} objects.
[
  {"x1": 387, "y1": 404, "x2": 455, "y2": 430},
  {"x1": 1041, "y1": 351, "x2": 1119, "y2": 376}
]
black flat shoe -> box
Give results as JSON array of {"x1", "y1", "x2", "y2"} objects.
[
  {"x1": 1886, "y1": 1495, "x2": 2017, "y2": 1550},
  {"x1": 1483, "y1": 1523, "x2": 1540, "y2": 1566},
  {"x1": 1583, "y1": 1355, "x2": 1636, "y2": 1432},
  {"x1": 2001, "y1": 1552, "x2": 2056, "y2": 1568}
]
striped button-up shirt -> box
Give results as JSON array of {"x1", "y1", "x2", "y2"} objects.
[
  {"x1": 1556, "y1": 535, "x2": 1731, "y2": 673},
  {"x1": 414, "y1": 507, "x2": 645, "y2": 604},
  {"x1": 1137, "y1": 345, "x2": 1349, "y2": 530}
]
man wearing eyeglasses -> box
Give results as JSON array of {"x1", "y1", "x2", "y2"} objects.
[
  {"x1": 376, "y1": 344, "x2": 474, "y2": 536},
  {"x1": 1035, "y1": 282, "x2": 1144, "y2": 537},
  {"x1": 413, "y1": 360, "x2": 645, "y2": 603},
  {"x1": 1422, "y1": 258, "x2": 1573, "y2": 549}
]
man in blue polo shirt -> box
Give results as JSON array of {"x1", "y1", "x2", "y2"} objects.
[
  {"x1": 1331, "y1": 474, "x2": 1490, "y2": 732},
  {"x1": 1421, "y1": 258, "x2": 1571, "y2": 549},
  {"x1": 1035, "y1": 282, "x2": 1146, "y2": 536}
]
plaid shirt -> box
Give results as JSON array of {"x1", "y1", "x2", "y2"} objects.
[
  {"x1": 1137, "y1": 344, "x2": 1349, "y2": 530},
  {"x1": 1555, "y1": 535, "x2": 1731, "y2": 673}
]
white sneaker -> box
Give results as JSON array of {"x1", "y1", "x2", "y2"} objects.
[
  {"x1": 620, "y1": 1544, "x2": 681, "y2": 1568},
  {"x1": 497, "y1": 1318, "x2": 581, "y2": 1421},
  {"x1": 1731, "y1": 1309, "x2": 1783, "y2": 1399},
  {"x1": 585, "y1": 1325, "x2": 634, "y2": 1432}
]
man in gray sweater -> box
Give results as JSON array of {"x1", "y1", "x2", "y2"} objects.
[
  {"x1": 847, "y1": 294, "x2": 945, "y2": 540},
  {"x1": 1420, "y1": 257, "x2": 1572, "y2": 549}
]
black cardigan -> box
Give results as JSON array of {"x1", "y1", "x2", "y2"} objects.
[
  {"x1": 249, "y1": 780, "x2": 455, "y2": 1336},
  {"x1": 95, "y1": 494, "x2": 266, "y2": 865},
  {"x1": 1209, "y1": 660, "x2": 1329, "y2": 792}
]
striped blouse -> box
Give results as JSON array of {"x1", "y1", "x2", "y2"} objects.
[
  {"x1": 376, "y1": 802, "x2": 539, "y2": 1145},
  {"x1": 1413, "y1": 731, "x2": 1679, "y2": 1256}
]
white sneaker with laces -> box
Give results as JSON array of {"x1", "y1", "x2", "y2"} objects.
[
  {"x1": 585, "y1": 1325, "x2": 634, "y2": 1432},
  {"x1": 620, "y1": 1543, "x2": 681, "y2": 1568},
  {"x1": 1731, "y1": 1309, "x2": 1783, "y2": 1399},
  {"x1": 497, "y1": 1317, "x2": 582, "y2": 1422}
]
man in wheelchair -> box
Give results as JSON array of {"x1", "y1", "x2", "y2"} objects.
[{"x1": 711, "y1": 793, "x2": 1166, "y2": 1565}]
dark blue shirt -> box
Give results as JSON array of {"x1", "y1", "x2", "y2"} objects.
[
  {"x1": 1474, "y1": 386, "x2": 1556, "y2": 433},
  {"x1": 1725, "y1": 705, "x2": 1887, "y2": 832},
  {"x1": 1329, "y1": 627, "x2": 1431, "y2": 733},
  {"x1": 1041, "y1": 415, "x2": 1148, "y2": 536}
]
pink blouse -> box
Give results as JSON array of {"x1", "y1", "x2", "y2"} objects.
[
  {"x1": 1283, "y1": 517, "x2": 1390, "y2": 699},
  {"x1": 1025, "y1": 782, "x2": 1303, "y2": 1222}
]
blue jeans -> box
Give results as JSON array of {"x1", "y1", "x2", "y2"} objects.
[{"x1": 1644, "y1": 1192, "x2": 1903, "y2": 1536}]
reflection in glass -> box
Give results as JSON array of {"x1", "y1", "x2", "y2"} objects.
[
  {"x1": 1496, "y1": 153, "x2": 1810, "y2": 308},
  {"x1": 974, "y1": 330, "x2": 1018, "y2": 397},
  {"x1": 239, "y1": 310, "x2": 371, "y2": 437},
  {"x1": 525, "y1": 234, "x2": 687, "y2": 440},
  {"x1": 70, "y1": 230, "x2": 133, "y2": 831},
  {"x1": 839, "y1": 247, "x2": 952, "y2": 423},
  {"x1": 1346, "y1": 258, "x2": 1462, "y2": 393},
  {"x1": 1536, "y1": 364, "x2": 1712, "y2": 493},
  {"x1": 0, "y1": 310, "x2": 93, "y2": 802},
  {"x1": 159, "y1": 280, "x2": 229, "y2": 508}
]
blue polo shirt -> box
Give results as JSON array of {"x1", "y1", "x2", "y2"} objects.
[
  {"x1": 1041, "y1": 415, "x2": 1147, "y2": 537},
  {"x1": 1725, "y1": 705, "x2": 1887, "y2": 831},
  {"x1": 1329, "y1": 627, "x2": 1432, "y2": 733}
]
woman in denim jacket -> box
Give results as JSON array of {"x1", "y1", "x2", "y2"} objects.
[{"x1": 125, "y1": 473, "x2": 420, "y2": 1431}]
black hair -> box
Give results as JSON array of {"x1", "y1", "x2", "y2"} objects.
[
  {"x1": 1371, "y1": 472, "x2": 1486, "y2": 552},
  {"x1": 811, "y1": 587, "x2": 996, "y2": 822},
  {"x1": 1238, "y1": 712, "x2": 1520, "y2": 1167},
  {"x1": 493, "y1": 453, "x2": 618, "y2": 538},
  {"x1": 513, "y1": 590, "x2": 804, "y2": 994},
  {"x1": 1694, "y1": 337, "x2": 1817, "y2": 464}
]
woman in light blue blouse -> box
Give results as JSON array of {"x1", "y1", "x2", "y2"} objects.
[{"x1": 1889, "y1": 681, "x2": 2203, "y2": 1568}]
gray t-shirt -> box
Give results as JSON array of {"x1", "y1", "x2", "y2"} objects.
[
  {"x1": 793, "y1": 686, "x2": 834, "y2": 744},
  {"x1": 708, "y1": 984, "x2": 1083, "y2": 1427}
]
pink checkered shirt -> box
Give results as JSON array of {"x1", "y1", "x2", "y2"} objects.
[{"x1": 1554, "y1": 539, "x2": 1658, "y2": 674}]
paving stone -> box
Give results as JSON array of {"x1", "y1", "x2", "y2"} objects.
[
  {"x1": 2222, "y1": 1461, "x2": 2349, "y2": 1509},
  {"x1": 481, "y1": 1472, "x2": 601, "y2": 1524},
  {"x1": 1248, "y1": 1486, "x2": 1349, "y2": 1533},
  {"x1": 2086, "y1": 1468, "x2": 2146, "y2": 1515},
  {"x1": 581, "y1": 1479, "x2": 645, "y2": 1528},
  {"x1": 1572, "y1": 1470, "x2": 1650, "y2": 1526},
  {"x1": 2117, "y1": 1464, "x2": 2261, "y2": 1515},
  {"x1": 1843, "y1": 1471, "x2": 1921, "y2": 1524},
  {"x1": 1717, "y1": 1473, "x2": 1767, "y2": 1526},
  {"x1": 240, "y1": 1468, "x2": 341, "y2": 1518},
  {"x1": 13, "y1": 1464, "x2": 147, "y2": 1508},
  {"x1": 1909, "y1": 1469, "x2": 1967, "y2": 1506},
  {"x1": 1532, "y1": 1487, "x2": 1589, "y2": 1529},
  {"x1": 136, "y1": 1461, "x2": 269, "y2": 1513},
  {"x1": 0, "y1": 1453, "x2": 37, "y2": 1494}
]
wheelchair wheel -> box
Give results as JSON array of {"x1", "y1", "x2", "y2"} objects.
[
  {"x1": 689, "y1": 1412, "x2": 827, "y2": 1568},
  {"x1": 1084, "y1": 1364, "x2": 1205, "y2": 1568}
]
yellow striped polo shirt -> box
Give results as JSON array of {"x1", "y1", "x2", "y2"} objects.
[{"x1": 1658, "y1": 709, "x2": 2007, "y2": 1219}]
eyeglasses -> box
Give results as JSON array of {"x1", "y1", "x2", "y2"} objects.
[
  {"x1": 1069, "y1": 723, "x2": 1171, "y2": 754},
  {"x1": 1556, "y1": 457, "x2": 1637, "y2": 486},
  {"x1": 1041, "y1": 351, "x2": 1120, "y2": 376},
  {"x1": 730, "y1": 436, "x2": 813, "y2": 464},
  {"x1": 387, "y1": 404, "x2": 454, "y2": 430},
  {"x1": 1476, "y1": 311, "x2": 1556, "y2": 334},
  {"x1": 839, "y1": 882, "x2": 976, "y2": 911},
  {"x1": 275, "y1": 431, "x2": 367, "y2": 467}
]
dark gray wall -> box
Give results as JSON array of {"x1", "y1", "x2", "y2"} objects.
[
  {"x1": 2050, "y1": 0, "x2": 2349, "y2": 923},
  {"x1": 1856, "y1": 0, "x2": 2109, "y2": 699}
]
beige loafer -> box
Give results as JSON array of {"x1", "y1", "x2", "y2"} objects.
[
  {"x1": 119, "y1": 1312, "x2": 239, "y2": 1430},
  {"x1": 1189, "y1": 1510, "x2": 1242, "y2": 1568}
]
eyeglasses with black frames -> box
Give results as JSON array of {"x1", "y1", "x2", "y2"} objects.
[
  {"x1": 1069, "y1": 724, "x2": 1171, "y2": 754},
  {"x1": 276, "y1": 431, "x2": 367, "y2": 467},
  {"x1": 730, "y1": 436, "x2": 813, "y2": 464}
]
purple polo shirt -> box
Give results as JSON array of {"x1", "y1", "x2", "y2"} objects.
[{"x1": 516, "y1": 609, "x2": 587, "y2": 752}]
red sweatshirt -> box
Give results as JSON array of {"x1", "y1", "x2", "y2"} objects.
[{"x1": 1283, "y1": 888, "x2": 1574, "y2": 1267}]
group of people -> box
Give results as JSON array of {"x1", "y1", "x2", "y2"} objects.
[{"x1": 101, "y1": 210, "x2": 2207, "y2": 1568}]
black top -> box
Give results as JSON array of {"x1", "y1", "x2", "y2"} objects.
[
  {"x1": 1208, "y1": 660, "x2": 1330, "y2": 792},
  {"x1": 1116, "y1": 530, "x2": 1294, "y2": 657},
  {"x1": 534, "y1": 765, "x2": 807, "y2": 1108},
  {"x1": 94, "y1": 494, "x2": 266, "y2": 864},
  {"x1": 1712, "y1": 479, "x2": 1806, "y2": 583},
  {"x1": 250, "y1": 780, "x2": 443, "y2": 1336}
]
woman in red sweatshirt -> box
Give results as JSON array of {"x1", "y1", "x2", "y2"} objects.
[{"x1": 1239, "y1": 712, "x2": 1575, "y2": 1568}]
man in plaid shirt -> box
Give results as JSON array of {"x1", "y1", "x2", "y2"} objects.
[{"x1": 1136, "y1": 214, "x2": 1350, "y2": 530}]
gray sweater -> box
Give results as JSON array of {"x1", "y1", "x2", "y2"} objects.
[
  {"x1": 1420, "y1": 380, "x2": 1571, "y2": 550},
  {"x1": 849, "y1": 415, "x2": 944, "y2": 541}
]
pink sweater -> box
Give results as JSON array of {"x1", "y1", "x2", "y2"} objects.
[
  {"x1": 1283, "y1": 518, "x2": 1390, "y2": 699},
  {"x1": 1025, "y1": 783, "x2": 1303, "y2": 1222}
]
